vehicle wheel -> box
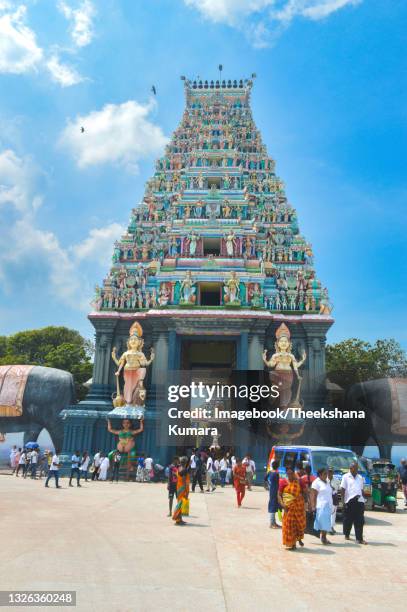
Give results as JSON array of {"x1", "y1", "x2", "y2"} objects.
[
  {"x1": 371, "y1": 503, "x2": 375, "y2": 510},
  {"x1": 388, "y1": 504, "x2": 396, "y2": 513}
]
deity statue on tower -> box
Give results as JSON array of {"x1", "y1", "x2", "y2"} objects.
[
  {"x1": 224, "y1": 230, "x2": 237, "y2": 257},
  {"x1": 110, "y1": 322, "x2": 154, "y2": 418},
  {"x1": 262, "y1": 323, "x2": 306, "y2": 411},
  {"x1": 224, "y1": 271, "x2": 241, "y2": 305},
  {"x1": 180, "y1": 270, "x2": 196, "y2": 305}
]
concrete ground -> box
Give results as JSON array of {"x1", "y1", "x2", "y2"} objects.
[{"x1": 1, "y1": 475, "x2": 406, "y2": 612}]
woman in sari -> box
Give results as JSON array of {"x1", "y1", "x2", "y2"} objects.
[
  {"x1": 233, "y1": 457, "x2": 247, "y2": 507},
  {"x1": 277, "y1": 465, "x2": 306, "y2": 550},
  {"x1": 172, "y1": 456, "x2": 190, "y2": 526}
]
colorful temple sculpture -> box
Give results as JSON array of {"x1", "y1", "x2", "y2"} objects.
[{"x1": 62, "y1": 76, "x2": 333, "y2": 469}]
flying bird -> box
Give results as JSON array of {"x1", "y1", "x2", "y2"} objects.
[
  {"x1": 151, "y1": 85, "x2": 156, "y2": 95},
  {"x1": 80, "y1": 126, "x2": 85, "y2": 133}
]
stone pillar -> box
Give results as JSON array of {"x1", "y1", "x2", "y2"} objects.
[
  {"x1": 61, "y1": 411, "x2": 98, "y2": 454},
  {"x1": 151, "y1": 330, "x2": 169, "y2": 385},
  {"x1": 238, "y1": 332, "x2": 248, "y2": 370},
  {"x1": 145, "y1": 329, "x2": 171, "y2": 464},
  {"x1": 301, "y1": 319, "x2": 333, "y2": 403},
  {"x1": 87, "y1": 317, "x2": 118, "y2": 405},
  {"x1": 248, "y1": 334, "x2": 264, "y2": 370}
]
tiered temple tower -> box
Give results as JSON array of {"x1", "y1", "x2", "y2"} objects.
[{"x1": 62, "y1": 76, "x2": 333, "y2": 466}]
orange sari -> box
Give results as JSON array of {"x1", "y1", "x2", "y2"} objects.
[
  {"x1": 172, "y1": 468, "x2": 190, "y2": 524},
  {"x1": 281, "y1": 479, "x2": 306, "y2": 547}
]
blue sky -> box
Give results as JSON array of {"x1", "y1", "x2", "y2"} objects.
[{"x1": 0, "y1": 0, "x2": 406, "y2": 348}]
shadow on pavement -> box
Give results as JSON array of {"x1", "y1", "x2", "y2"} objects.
[
  {"x1": 365, "y1": 516, "x2": 393, "y2": 526},
  {"x1": 296, "y1": 547, "x2": 335, "y2": 555}
]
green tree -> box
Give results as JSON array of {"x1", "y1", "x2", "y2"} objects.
[
  {"x1": 326, "y1": 338, "x2": 407, "y2": 390},
  {"x1": 0, "y1": 336, "x2": 7, "y2": 359},
  {"x1": 0, "y1": 326, "x2": 94, "y2": 401}
]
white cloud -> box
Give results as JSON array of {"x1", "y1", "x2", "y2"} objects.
[
  {"x1": 58, "y1": 0, "x2": 95, "y2": 48},
  {"x1": 71, "y1": 223, "x2": 124, "y2": 266},
  {"x1": 59, "y1": 99, "x2": 168, "y2": 172},
  {"x1": 0, "y1": 147, "x2": 123, "y2": 309},
  {"x1": 46, "y1": 54, "x2": 84, "y2": 87},
  {"x1": 184, "y1": 0, "x2": 272, "y2": 26},
  {"x1": 0, "y1": 5, "x2": 43, "y2": 74},
  {"x1": 273, "y1": 0, "x2": 361, "y2": 22},
  {"x1": 0, "y1": 3, "x2": 87, "y2": 86},
  {"x1": 0, "y1": 148, "x2": 41, "y2": 212},
  {"x1": 184, "y1": 0, "x2": 362, "y2": 45}
]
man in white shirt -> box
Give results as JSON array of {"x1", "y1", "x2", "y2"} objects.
[
  {"x1": 340, "y1": 462, "x2": 367, "y2": 544},
  {"x1": 79, "y1": 452, "x2": 91, "y2": 482},
  {"x1": 16, "y1": 450, "x2": 26, "y2": 477},
  {"x1": 45, "y1": 450, "x2": 62, "y2": 488},
  {"x1": 190, "y1": 452, "x2": 197, "y2": 470},
  {"x1": 144, "y1": 456, "x2": 154, "y2": 481},
  {"x1": 110, "y1": 451, "x2": 122, "y2": 483},
  {"x1": 69, "y1": 451, "x2": 81, "y2": 487},
  {"x1": 243, "y1": 455, "x2": 256, "y2": 490},
  {"x1": 92, "y1": 451, "x2": 101, "y2": 481},
  {"x1": 30, "y1": 449, "x2": 38, "y2": 479},
  {"x1": 219, "y1": 456, "x2": 229, "y2": 487},
  {"x1": 191, "y1": 451, "x2": 204, "y2": 493},
  {"x1": 9, "y1": 446, "x2": 18, "y2": 473},
  {"x1": 24, "y1": 450, "x2": 32, "y2": 479},
  {"x1": 206, "y1": 454, "x2": 216, "y2": 492}
]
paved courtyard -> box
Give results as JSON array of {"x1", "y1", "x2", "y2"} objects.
[{"x1": 1, "y1": 475, "x2": 406, "y2": 612}]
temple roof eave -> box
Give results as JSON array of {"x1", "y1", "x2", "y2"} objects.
[{"x1": 89, "y1": 309, "x2": 334, "y2": 323}]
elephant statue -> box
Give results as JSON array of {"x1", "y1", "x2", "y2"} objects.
[
  {"x1": 345, "y1": 378, "x2": 407, "y2": 458},
  {"x1": 0, "y1": 365, "x2": 75, "y2": 449}
]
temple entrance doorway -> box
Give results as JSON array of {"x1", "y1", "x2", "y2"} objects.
[{"x1": 177, "y1": 339, "x2": 236, "y2": 454}]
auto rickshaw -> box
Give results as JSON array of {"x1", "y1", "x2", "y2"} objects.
[{"x1": 371, "y1": 460, "x2": 398, "y2": 512}]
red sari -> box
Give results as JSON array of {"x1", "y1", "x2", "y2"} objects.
[
  {"x1": 233, "y1": 465, "x2": 247, "y2": 506},
  {"x1": 279, "y1": 478, "x2": 306, "y2": 547}
]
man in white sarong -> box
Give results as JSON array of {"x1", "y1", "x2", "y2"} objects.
[{"x1": 98, "y1": 455, "x2": 110, "y2": 481}]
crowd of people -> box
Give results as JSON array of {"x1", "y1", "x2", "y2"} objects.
[
  {"x1": 167, "y1": 450, "x2": 406, "y2": 548},
  {"x1": 8, "y1": 445, "x2": 407, "y2": 548},
  {"x1": 266, "y1": 459, "x2": 368, "y2": 549},
  {"x1": 8, "y1": 446, "x2": 160, "y2": 486}
]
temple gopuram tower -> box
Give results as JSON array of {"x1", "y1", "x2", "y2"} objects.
[{"x1": 62, "y1": 76, "x2": 333, "y2": 466}]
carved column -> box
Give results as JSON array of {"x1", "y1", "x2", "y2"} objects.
[{"x1": 248, "y1": 334, "x2": 264, "y2": 370}]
